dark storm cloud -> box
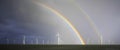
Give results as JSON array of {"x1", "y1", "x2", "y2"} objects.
[{"x1": 0, "y1": 0, "x2": 57, "y2": 42}]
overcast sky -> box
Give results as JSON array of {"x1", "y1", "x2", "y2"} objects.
[
  {"x1": 0, "y1": 0, "x2": 120, "y2": 44},
  {"x1": 35, "y1": 0, "x2": 120, "y2": 44}
]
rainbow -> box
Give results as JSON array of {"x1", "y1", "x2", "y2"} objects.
[
  {"x1": 35, "y1": 2, "x2": 86, "y2": 45},
  {"x1": 69, "y1": 0, "x2": 102, "y2": 44}
]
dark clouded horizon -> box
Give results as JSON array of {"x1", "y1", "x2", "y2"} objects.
[{"x1": 0, "y1": 0, "x2": 59, "y2": 44}]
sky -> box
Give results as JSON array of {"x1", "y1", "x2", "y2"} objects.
[{"x1": 0, "y1": 0, "x2": 120, "y2": 44}]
